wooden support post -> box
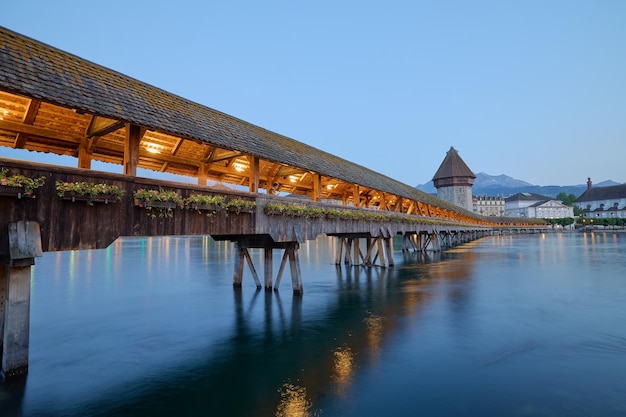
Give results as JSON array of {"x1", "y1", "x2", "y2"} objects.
[
  {"x1": 233, "y1": 243, "x2": 244, "y2": 288},
  {"x1": 352, "y1": 184, "x2": 360, "y2": 207},
  {"x1": 242, "y1": 249, "x2": 262, "y2": 288},
  {"x1": 274, "y1": 250, "x2": 290, "y2": 290},
  {"x1": 377, "y1": 238, "x2": 387, "y2": 267},
  {"x1": 264, "y1": 248, "x2": 273, "y2": 291},
  {"x1": 0, "y1": 264, "x2": 31, "y2": 379},
  {"x1": 77, "y1": 138, "x2": 92, "y2": 169},
  {"x1": 385, "y1": 237, "x2": 395, "y2": 267},
  {"x1": 334, "y1": 237, "x2": 345, "y2": 265},
  {"x1": 417, "y1": 233, "x2": 428, "y2": 252},
  {"x1": 432, "y1": 233, "x2": 438, "y2": 252},
  {"x1": 312, "y1": 173, "x2": 321, "y2": 202},
  {"x1": 124, "y1": 123, "x2": 142, "y2": 176},
  {"x1": 352, "y1": 238, "x2": 360, "y2": 266},
  {"x1": 402, "y1": 235, "x2": 408, "y2": 252},
  {"x1": 364, "y1": 238, "x2": 376, "y2": 266},
  {"x1": 288, "y1": 244, "x2": 303, "y2": 295},
  {"x1": 197, "y1": 164, "x2": 208, "y2": 186},
  {"x1": 248, "y1": 156, "x2": 259, "y2": 193},
  {"x1": 1, "y1": 221, "x2": 42, "y2": 379},
  {"x1": 344, "y1": 239, "x2": 353, "y2": 265}
]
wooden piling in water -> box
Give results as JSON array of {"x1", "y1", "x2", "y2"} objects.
[{"x1": 1, "y1": 221, "x2": 42, "y2": 379}]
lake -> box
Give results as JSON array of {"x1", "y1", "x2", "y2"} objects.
[{"x1": 1, "y1": 231, "x2": 625, "y2": 416}]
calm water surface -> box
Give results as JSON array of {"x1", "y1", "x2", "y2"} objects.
[{"x1": 1, "y1": 232, "x2": 626, "y2": 416}]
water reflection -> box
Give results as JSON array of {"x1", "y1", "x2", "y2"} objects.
[
  {"x1": 3, "y1": 233, "x2": 625, "y2": 416},
  {"x1": 275, "y1": 382, "x2": 316, "y2": 417}
]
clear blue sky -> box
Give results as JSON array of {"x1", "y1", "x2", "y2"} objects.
[{"x1": 2, "y1": 1, "x2": 625, "y2": 186}]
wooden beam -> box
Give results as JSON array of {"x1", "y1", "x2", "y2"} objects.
[
  {"x1": 86, "y1": 115, "x2": 124, "y2": 137},
  {"x1": 249, "y1": 155, "x2": 259, "y2": 193},
  {"x1": 23, "y1": 99, "x2": 41, "y2": 124},
  {"x1": 275, "y1": 166, "x2": 306, "y2": 177},
  {"x1": 208, "y1": 149, "x2": 242, "y2": 163},
  {"x1": 312, "y1": 173, "x2": 321, "y2": 202},
  {"x1": 201, "y1": 145, "x2": 216, "y2": 162},
  {"x1": 198, "y1": 163, "x2": 208, "y2": 186},
  {"x1": 352, "y1": 184, "x2": 360, "y2": 207},
  {"x1": 77, "y1": 138, "x2": 92, "y2": 169},
  {"x1": 13, "y1": 133, "x2": 28, "y2": 149},
  {"x1": 0, "y1": 120, "x2": 82, "y2": 144},
  {"x1": 11, "y1": 98, "x2": 40, "y2": 147},
  {"x1": 123, "y1": 123, "x2": 143, "y2": 176},
  {"x1": 171, "y1": 138, "x2": 184, "y2": 156},
  {"x1": 394, "y1": 197, "x2": 404, "y2": 212}
]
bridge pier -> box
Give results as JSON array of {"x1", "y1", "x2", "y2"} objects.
[
  {"x1": 233, "y1": 241, "x2": 303, "y2": 295},
  {"x1": 334, "y1": 235, "x2": 395, "y2": 268},
  {"x1": 1, "y1": 221, "x2": 42, "y2": 380}
]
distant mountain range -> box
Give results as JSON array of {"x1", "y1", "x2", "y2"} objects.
[{"x1": 416, "y1": 172, "x2": 621, "y2": 199}]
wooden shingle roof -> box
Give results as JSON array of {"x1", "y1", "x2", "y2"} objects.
[{"x1": 0, "y1": 26, "x2": 480, "y2": 218}]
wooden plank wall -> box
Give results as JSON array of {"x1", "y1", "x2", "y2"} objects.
[{"x1": 0, "y1": 158, "x2": 257, "y2": 252}]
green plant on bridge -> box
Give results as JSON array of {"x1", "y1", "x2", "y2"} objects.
[
  {"x1": 226, "y1": 197, "x2": 256, "y2": 214},
  {"x1": 283, "y1": 203, "x2": 307, "y2": 217},
  {"x1": 133, "y1": 188, "x2": 184, "y2": 219},
  {"x1": 55, "y1": 180, "x2": 125, "y2": 206},
  {"x1": 324, "y1": 208, "x2": 342, "y2": 219},
  {"x1": 0, "y1": 168, "x2": 46, "y2": 198},
  {"x1": 263, "y1": 202, "x2": 326, "y2": 219},
  {"x1": 305, "y1": 207, "x2": 325, "y2": 218},
  {"x1": 185, "y1": 193, "x2": 226, "y2": 216}
]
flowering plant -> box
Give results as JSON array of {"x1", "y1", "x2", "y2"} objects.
[
  {"x1": 185, "y1": 193, "x2": 226, "y2": 208},
  {"x1": 185, "y1": 193, "x2": 226, "y2": 216},
  {"x1": 0, "y1": 168, "x2": 46, "y2": 198},
  {"x1": 133, "y1": 188, "x2": 184, "y2": 218},
  {"x1": 226, "y1": 197, "x2": 256, "y2": 214},
  {"x1": 263, "y1": 202, "x2": 326, "y2": 219},
  {"x1": 55, "y1": 180, "x2": 125, "y2": 205}
]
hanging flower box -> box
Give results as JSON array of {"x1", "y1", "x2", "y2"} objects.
[
  {"x1": 228, "y1": 205, "x2": 255, "y2": 214},
  {"x1": 184, "y1": 194, "x2": 226, "y2": 216},
  {"x1": 191, "y1": 203, "x2": 220, "y2": 211},
  {"x1": 62, "y1": 192, "x2": 119, "y2": 204},
  {"x1": 263, "y1": 202, "x2": 287, "y2": 216},
  {"x1": 0, "y1": 168, "x2": 46, "y2": 198},
  {"x1": 226, "y1": 198, "x2": 256, "y2": 214},
  {"x1": 56, "y1": 180, "x2": 125, "y2": 206},
  {"x1": 0, "y1": 185, "x2": 25, "y2": 198},
  {"x1": 134, "y1": 199, "x2": 178, "y2": 210},
  {"x1": 133, "y1": 188, "x2": 184, "y2": 219}
]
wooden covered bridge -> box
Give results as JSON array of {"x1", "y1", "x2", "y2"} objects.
[{"x1": 0, "y1": 26, "x2": 544, "y2": 377}]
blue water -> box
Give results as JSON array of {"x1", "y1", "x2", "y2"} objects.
[{"x1": 1, "y1": 232, "x2": 626, "y2": 416}]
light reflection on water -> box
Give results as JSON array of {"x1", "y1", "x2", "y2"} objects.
[{"x1": 1, "y1": 232, "x2": 626, "y2": 416}]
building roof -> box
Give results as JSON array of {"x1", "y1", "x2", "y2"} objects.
[
  {"x1": 432, "y1": 147, "x2": 476, "y2": 182},
  {"x1": 575, "y1": 183, "x2": 626, "y2": 203},
  {"x1": 0, "y1": 26, "x2": 475, "y2": 216},
  {"x1": 504, "y1": 192, "x2": 553, "y2": 203}
]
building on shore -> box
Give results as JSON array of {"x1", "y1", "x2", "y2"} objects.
[
  {"x1": 504, "y1": 193, "x2": 574, "y2": 219},
  {"x1": 505, "y1": 192, "x2": 574, "y2": 218},
  {"x1": 432, "y1": 147, "x2": 475, "y2": 211},
  {"x1": 473, "y1": 195, "x2": 506, "y2": 216},
  {"x1": 574, "y1": 178, "x2": 626, "y2": 219}
]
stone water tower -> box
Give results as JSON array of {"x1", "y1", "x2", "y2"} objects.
[{"x1": 432, "y1": 146, "x2": 475, "y2": 211}]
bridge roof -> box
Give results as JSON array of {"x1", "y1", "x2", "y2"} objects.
[{"x1": 0, "y1": 26, "x2": 481, "y2": 219}]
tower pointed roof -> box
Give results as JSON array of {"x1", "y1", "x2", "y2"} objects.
[{"x1": 432, "y1": 146, "x2": 475, "y2": 188}]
